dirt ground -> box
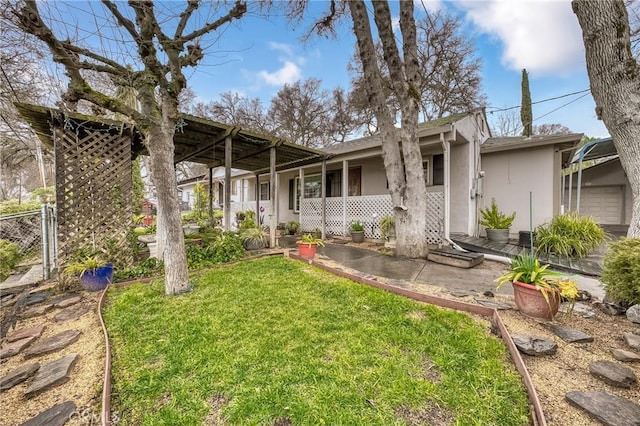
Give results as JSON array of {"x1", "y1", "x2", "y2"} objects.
[{"x1": 2, "y1": 247, "x2": 638, "y2": 425}]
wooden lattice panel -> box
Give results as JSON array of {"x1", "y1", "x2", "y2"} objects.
[
  {"x1": 301, "y1": 193, "x2": 444, "y2": 243},
  {"x1": 54, "y1": 125, "x2": 132, "y2": 265}
]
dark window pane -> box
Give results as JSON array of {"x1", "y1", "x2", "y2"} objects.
[{"x1": 433, "y1": 154, "x2": 444, "y2": 185}]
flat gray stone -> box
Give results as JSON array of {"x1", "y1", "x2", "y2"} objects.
[
  {"x1": 0, "y1": 362, "x2": 39, "y2": 391},
  {"x1": 624, "y1": 333, "x2": 640, "y2": 350},
  {"x1": 52, "y1": 295, "x2": 81, "y2": 309},
  {"x1": 0, "y1": 335, "x2": 38, "y2": 359},
  {"x1": 7, "y1": 325, "x2": 45, "y2": 343},
  {"x1": 612, "y1": 348, "x2": 640, "y2": 363},
  {"x1": 473, "y1": 298, "x2": 512, "y2": 310},
  {"x1": 566, "y1": 391, "x2": 640, "y2": 426},
  {"x1": 598, "y1": 301, "x2": 626, "y2": 316},
  {"x1": 589, "y1": 360, "x2": 637, "y2": 388},
  {"x1": 24, "y1": 292, "x2": 51, "y2": 306},
  {"x1": 449, "y1": 289, "x2": 477, "y2": 297},
  {"x1": 20, "y1": 401, "x2": 76, "y2": 426},
  {"x1": 547, "y1": 324, "x2": 594, "y2": 343},
  {"x1": 511, "y1": 334, "x2": 558, "y2": 356},
  {"x1": 25, "y1": 354, "x2": 78, "y2": 397},
  {"x1": 23, "y1": 330, "x2": 81, "y2": 358},
  {"x1": 21, "y1": 304, "x2": 54, "y2": 319},
  {"x1": 54, "y1": 305, "x2": 90, "y2": 322},
  {"x1": 626, "y1": 304, "x2": 640, "y2": 324}
]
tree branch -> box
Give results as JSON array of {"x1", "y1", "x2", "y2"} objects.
[
  {"x1": 101, "y1": 0, "x2": 139, "y2": 41},
  {"x1": 175, "y1": 0, "x2": 200, "y2": 39},
  {"x1": 181, "y1": 1, "x2": 247, "y2": 42}
]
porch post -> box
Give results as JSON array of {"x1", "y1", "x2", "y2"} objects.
[
  {"x1": 208, "y1": 167, "x2": 213, "y2": 225},
  {"x1": 270, "y1": 147, "x2": 276, "y2": 246},
  {"x1": 321, "y1": 158, "x2": 327, "y2": 239},
  {"x1": 342, "y1": 160, "x2": 348, "y2": 236},
  {"x1": 299, "y1": 168, "x2": 305, "y2": 231},
  {"x1": 568, "y1": 166, "x2": 573, "y2": 211},
  {"x1": 561, "y1": 171, "x2": 566, "y2": 214},
  {"x1": 224, "y1": 135, "x2": 232, "y2": 231},
  {"x1": 440, "y1": 133, "x2": 451, "y2": 242},
  {"x1": 576, "y1": 158, "x2": 584, "y2": 214},
  {"x1": 255, "y1": 173, "x2": 260, "y2": 225}
]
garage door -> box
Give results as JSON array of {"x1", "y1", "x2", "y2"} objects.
[{"x1": 565, "y1": 186, "x2": 623, "y2": 224}]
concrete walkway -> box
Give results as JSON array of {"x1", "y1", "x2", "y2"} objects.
[{"x1": 317, "y1": 243, "x2": 606, "y2": 301}]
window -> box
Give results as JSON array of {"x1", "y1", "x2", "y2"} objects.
[
  {"x1": 289, "y1": 172, "x2": 343, "y2": 212},
  {"x1": 231, "y1": 181, "x2": 238, "y2": 195},
  {"x1": 259, "y1": 182, "x2": 270, "y2": 201},
  {"x1": 432, "y1": 154, "x2": 444, "y2": 185}
]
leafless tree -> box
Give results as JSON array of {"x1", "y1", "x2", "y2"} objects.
[
  {"x1": 189, "y1": 91, "x2": 272, "y2": 135},
  {"x1": 533, "y1": 123, "x2": 572, "y2": 135},
  {"x1": 268, "y1": 78, "x2": 332, "y2": 148},
  {"x1": 8, "y1": 0, "x2": 247, "y2": 294},
  {"x1": 348, "y1": 9, "x2": 486, "y2": 123},
  {"x1": 573, "y1": 0, "x2": 640, "y2": 237}
]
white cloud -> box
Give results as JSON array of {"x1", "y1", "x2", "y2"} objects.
[
  {"x1": 258, "y1": 61, "x2": 302, "y2": 86},
  {"x1": 268, "y1": 41, "x2": 294, "y2": 57},
  {"x1": 457, "y1": 0, "x2": 585, "y2": 75}
]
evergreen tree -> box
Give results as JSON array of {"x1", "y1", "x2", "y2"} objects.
[{"x1": 520, "y1": 69, "x2": 533, "y2": 137}]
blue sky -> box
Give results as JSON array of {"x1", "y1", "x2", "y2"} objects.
[{"x1": 183, "y1": 0, "x2": 609, "y2": 138}]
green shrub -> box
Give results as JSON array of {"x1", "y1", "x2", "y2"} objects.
[
  {"x1": 0, "y1": 200, "x2": 42, "y2": 215},
  {"x1": 601, "y1": 238, "x2": 640, "y2": 305},
  {"x1": 535, "y1": 213, "x2": 606, "y2": 258},
  {"x1": 114, "y1": 258, "x2": 164, "y2": 282},
  {"x1": 0, "y1": 239, "x2": 22, "y2": 281},
  {"x1": 479, "y1": 199, "x2": 515, "y2": 229},
  {"x1": 187, "y1": 232, "x2": 244, "y2": 268}
]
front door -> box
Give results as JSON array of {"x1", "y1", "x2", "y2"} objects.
[{"x1": 348, "y1": 166, "x2": 361, "y2": 196}]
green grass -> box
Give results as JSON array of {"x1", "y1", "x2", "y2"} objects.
[{"x1": 104, "y1": 257, "x2": 529, "y2": 425}]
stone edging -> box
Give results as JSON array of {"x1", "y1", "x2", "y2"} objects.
[{"x1": 289, "y1": 252, "x2": 547, "y2": 426}]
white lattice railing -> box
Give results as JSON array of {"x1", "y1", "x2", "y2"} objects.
[{"x1": 300, "y1": 193, "x2": 443, "y2": 243}]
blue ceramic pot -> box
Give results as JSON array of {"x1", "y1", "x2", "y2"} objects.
[{"x1": 80, "y1": 263, "x2": 114, "y2": 292}]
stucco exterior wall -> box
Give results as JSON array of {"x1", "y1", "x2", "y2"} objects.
[
  {"x1": 481, "y1": 145, "x2": 556, "y2": 234},
  {"x1": 450, "y1": 142, "x2": 472, "y2": 234}
]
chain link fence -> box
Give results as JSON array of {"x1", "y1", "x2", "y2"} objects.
[{"x1": 0, "y1": 205, "x2": 56, "y2": 280}]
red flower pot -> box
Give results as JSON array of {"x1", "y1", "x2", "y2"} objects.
[
  {"x1": 512, "y1": 280, "x2": 560, "y2": 321},
  {"x1": 297, "y1": 243, "x2": 318, "y2": 259}
]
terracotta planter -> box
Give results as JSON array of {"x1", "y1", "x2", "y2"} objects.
[
  {"x1": 351, "y1": 231, "x2": 365, "y2": 243},
  {"x1": 486, "y1": 228, "x2": 509, "y2": 243},
  {"x1": 512, "y1": 280, "x2": 560, "y2": 321},
  {"x1": 297, "y1": 242, "x2": 318, "y2": 259}
]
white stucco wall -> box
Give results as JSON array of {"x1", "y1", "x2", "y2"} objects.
[
  {"x1": 450, "y1": 142, "x2": 473, "y2": 235},
  {"x1": 481, "y1": 145, "x2": 556, "y2": 234}
]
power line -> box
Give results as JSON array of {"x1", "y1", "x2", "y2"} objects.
[{"x1": 487, "y1": 88, "x2": 591, "y2": 114}]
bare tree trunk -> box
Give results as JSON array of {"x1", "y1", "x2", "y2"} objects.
[
  {"x1": 348, "y1": 0, "x2": 428, "y2": 257},
  {"x1": 573, "y1": 0, "x2": 640, "y2": 237},
  {"x1": 145, "y1": 124, "x2": 190, "y2": 295}
]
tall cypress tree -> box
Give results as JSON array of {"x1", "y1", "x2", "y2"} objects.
[{"x1": 521, "y1": 68, "x2": 533, "y2": 137}]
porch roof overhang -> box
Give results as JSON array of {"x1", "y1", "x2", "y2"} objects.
[
  {"x1": 15, "y1": 103, "x2": 329, "y2": 174},
  {"x1": 481, "y1": 133, "x2": 584, "y2": 168}
]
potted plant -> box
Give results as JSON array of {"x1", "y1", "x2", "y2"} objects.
[
  {"x1": 63, "y1": 255, "x2": 114, "y2": 292},
  {"x1": 380, "y1": 214, "x2": 395, "y2": 247},
  {"x1": 479, "y1": 198, "x2": 516, "y2": 243},
  {"x1": 240, "y1": 227, "x2": 266, "y2": 250},
  {"x1": 296, "y1": 233, "x2": 325, "y2": 259},
  {"x1": 285, "y1": 220, "x2": 300, "y2": 235},
  {"x1": 350, "y1": 220, "x2": 365, "y2": 243},
  {"x1": 496, "y1": 253, "x2": 578, "y2": 320}
]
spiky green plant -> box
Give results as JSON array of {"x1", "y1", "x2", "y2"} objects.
[
  {"x1": 601, "y1": 238, "x2": 640, "y2": 305},
  {"x1": 479, "y1": 199, "x2": 516, "y2": 229},
  {"x1": 535, "y1": 213, "x2": 606, "y2": 258}
]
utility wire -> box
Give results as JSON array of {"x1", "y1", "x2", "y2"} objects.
[{"x1": 487, "y1": 88, "x2": 591, "y2": 113}]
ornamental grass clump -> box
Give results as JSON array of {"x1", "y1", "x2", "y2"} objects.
[
  {"x1": 535, "y1": 212, "x2": 606, "y2": 258},
  {"x1": 601, "y1": 237, "x2": 640, "y2": 305}
]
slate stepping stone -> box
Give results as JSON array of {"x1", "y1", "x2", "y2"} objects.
[
  {"x1": 547, "y1": 324, "x2": 594, "y2": 343},
  {"x1": 624, "y1": 332, "x2": 640, "y2": 350},
  {"x1": 7, "y1": 325, "x2": 45, "y2": 343},
  {"x1": 449, "y1": 289, "x2": 477, "y2": 297},
  {"x1": 52, "y1": 295, "x2": 81, "y2": 309},
  {"x1": 23, "y1": 330, "x2": 81, "y2": 358},
  {"x1": 626, "y1": 304, "x2": 640, "y2": 324},
  {"x1": 612, "y1": 348, "x2": 640, "y2": 363},
  {"x1": 511, "y1": 334, "x2": 558, "y2": 356},
  {"x1": 0, "y1": 362, "x2": 39, "y2": 391},
  {"x1": 54, "y1": 305, "x2": 90, "y2": 322},
  {"x1": 473, "y1": 298, "x2": 512, "y2": 310},
  {"x1": 24, "y1": 292, "x2": 52, "y2": 306},
  {"x1": 0, "y1": 335, "x2": 38, "y2": 360},
  {"x1": 20, "y1": 401, "x2": 76, "y2": 426},
  {"x1": 589, "y1": 360, "x2": 637, "y2": 388},
  {"x1": 566, "y1": 391, "x2": 640, "y2": 426},
  {"x1": 21, "y1": 304, "x2": 54, "y2": 319},
  {"x1": 25, "y1": 354, "x2": 78, "y2": 397}
]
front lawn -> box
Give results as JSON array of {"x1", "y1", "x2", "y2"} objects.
[{"x1": 104, "y1": 256, "x2": 529, "y2": 425}]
